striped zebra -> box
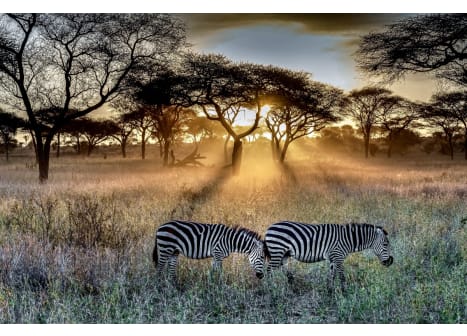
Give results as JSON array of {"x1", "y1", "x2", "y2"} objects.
[
  {"x1": 153, "y1": 220, "x2": 265, "y2": 280},
  {"x1": 264, "y1": 221, "x2": 393, "y2": 291}
]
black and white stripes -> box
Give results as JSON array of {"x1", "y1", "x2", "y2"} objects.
[
  {"x1": 264, "y1": 221, "x2": 393, "y2": 290},
  {"x1": 153, "y1": 220, "x2": 265, "y2": 279}
]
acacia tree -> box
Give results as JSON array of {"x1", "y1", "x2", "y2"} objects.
[
  {"x1": 109, "y1": 96, "x2": 137, "y2": 158},
  {"x1": 264, "y1": 68, "x2": 343, "y2": 163},
  {"x1": 0, "y1": 111, "x2": 25, "y2": 160},
  {"x1": 109, "y1": 117, "x2": 134, "y2": 158},
  {"x1": 69, "y1": 118, "x2": 117, "y2": 156},
  {"x1": 135, "y1": 70, "x2": 197, "y2": 166},
  {"x1": 431, "y1": 91, "x2": 467, "y2": 159},
  {"x1": 0, "y1": 13, "x2": 185, "y2": 182},
  {"x1": 422, "y1": 102, "x2": 460, "y2": 160},
  {"x1": 123, "y1": 106, "x2": 154, "y2": 160},
  {"x1": 185, "y1": 115, "x2": 221, "y2": 145},
  {"x1": 345, "y1": 87, "x2": 402, "y2": 158},
  {"x1": 377, "y1": 98, "x2": 420, "y2": 158},
  {"x1": 183, "y1": 54, "x2": 272, "y2": 174},
  {"x1": 356, "y1": 14, "x2": 467, "y2": 87}
]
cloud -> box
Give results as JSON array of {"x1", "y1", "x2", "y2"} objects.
[{"x1": 181, "y1": 13, "x2": 406, "y2": 37}]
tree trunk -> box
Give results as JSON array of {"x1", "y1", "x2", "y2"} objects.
[
  {"x1": 270, "y1": 136, "x2": 281, "y2": 162},
  {"x1": 387, "y1": 131, "x2": 393, "y2": 158},
  {"x1": 29, "y1": 129, "x2": 38, "y2": 163},
  {"x1": 448, "y1": 136, "x2": 454, "y2": 160},
  {"x1": 56, "y1": 132, "x2": 60, "y2": 158},
  {"x1": 232, "y1": 138, "x2": 243, "y2": 175},
  {"x1": 364, "y1": 134, "x2": 370, "y2": 159},
  {"x1": 75, "y1": 136, "x2": 81, "y2": 154},
  {"x1": 224, "y1": 134, "x2": 231, "y2": 164},
  {"x1": 141, "y1": 129, "x2": 146, "y2": 160},
  {"x1": 36, "y1": 133, "x2": 52, "y2": 183},
  {"x1": 163, "y1": 140, "x2": 170, "y2": 166},
  {"x1": 279, "y1": 140, "x2": 290, "y2": 163},
  {"x1": 464, "y1": 130, "x2": 467, "y2": 160},
  {"x1": 5, "y1": 139, "x2": 9, "y2": 161},
  {"x1": 387, "y1": 142, "x2": 393, "y2": 158},
  {"x1": 121, "y1": 141, "x2": 127, "y2": 158}
]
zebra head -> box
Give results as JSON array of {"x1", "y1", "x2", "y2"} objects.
[
  {"x1": 373, "y1": 227, "x2": 393, "y2": 267},
  {"x1": 248, "y1": 240, "x2": 265, "y2": 279}
]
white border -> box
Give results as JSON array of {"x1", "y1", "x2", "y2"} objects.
[{"x1": 2, "y1": 0, "x2": 467, "y2": 13}]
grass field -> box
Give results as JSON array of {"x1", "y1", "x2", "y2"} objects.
[{"x1": 0, "y1": 144, "x2": 465, "y2": 323}]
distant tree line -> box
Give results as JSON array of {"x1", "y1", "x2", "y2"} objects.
[{"x1": 0, "y1": 13, "x2": 466, "y2": 181}]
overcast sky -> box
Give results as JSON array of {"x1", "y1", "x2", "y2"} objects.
[{"x1": 180, "y1": 13, "x2": 439, "y2": 102}]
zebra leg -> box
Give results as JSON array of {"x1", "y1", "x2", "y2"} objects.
[
  {"x1": 328, "y1": 262, "x2": 337, "y2": 292},
  {"x1": 266, "y1": 254, "x2": 284, "y2": 274},
  {"x1": 210, "y1": 249, "x2": 226, "y2": 281},
  {"x1": 212, "y1": 258, "x2": 223, "y2": 271},
  {"x1": 336, "y1": 263, "x2": 347, "y2": 293},
  {"x1": 328, "y1": 254, "x2": 347, "y2": 293},
  {"x1": 167, "y1": 254, "x2": 179, "y2": 281},
  {"x1": 267, "y1": 253, "x2": 292, "y2": 282},
  {"x1": 155, "y1": 248, "x2": 172, "y2": 276},
  {"x1": 282, "y1": 257, "x2": 295, "y2": 282}
]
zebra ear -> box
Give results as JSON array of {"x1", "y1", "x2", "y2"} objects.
[{"x1": 376, "y1": 227, "x2": 388, "y2": 235}]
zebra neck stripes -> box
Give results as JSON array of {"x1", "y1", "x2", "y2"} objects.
[
  {"x1": 342, "y1": 223, "x2": 379, "y2": 253},
  {"x1": 221, "y1": 226, "x2": 262, "y2": 255}
]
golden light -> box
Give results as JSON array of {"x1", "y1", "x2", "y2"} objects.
[{"x1": 260, "y1": 104, "x2": 271, "y2": 117}]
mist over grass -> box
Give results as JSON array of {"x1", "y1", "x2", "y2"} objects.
[{"x1": 0, "y1": 144, "x2": 465, "y2": 323}]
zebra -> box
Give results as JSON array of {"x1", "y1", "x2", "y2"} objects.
[
  {"x1": 153, "y1": 220, "x2": 265, "y2": 280},
  {"x1": 264, "y1": 221, "x2": 393, "y2": 291}
]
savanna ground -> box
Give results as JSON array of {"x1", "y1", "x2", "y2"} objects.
[{"x1": 0, "y1": 142, "x2": 465, "y2": 323}]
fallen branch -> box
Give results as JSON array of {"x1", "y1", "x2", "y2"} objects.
[{"x1": 172, "y1": 146, "x2": 206, "y2": 167}]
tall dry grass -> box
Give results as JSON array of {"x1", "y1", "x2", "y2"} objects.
[{"x1": 0, "y1": 146, "x2": 465, "y2": 323}]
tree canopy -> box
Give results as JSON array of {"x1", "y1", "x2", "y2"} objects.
[
  {"x1": 356, "y1": 14, "x2": 467, "y2": 86},
  {"x1": 0, "y1": 13, "x2": 185, "y2": 181}
]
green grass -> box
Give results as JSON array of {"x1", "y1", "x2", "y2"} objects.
[{"x1": 0, "y1": 149, "x2": 466, "y2": 323}]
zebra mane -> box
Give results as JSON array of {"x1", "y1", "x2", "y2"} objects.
[
  {"x1": 348, "y1": 223, "x2": 388, "y2": 235},
  {"x1": 230, "y1": 225, "x2": 263, "y2": 241}
]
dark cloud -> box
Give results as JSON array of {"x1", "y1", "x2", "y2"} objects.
[{"x1": 180, "y1": 13, "x2": 407, "y2": 37}]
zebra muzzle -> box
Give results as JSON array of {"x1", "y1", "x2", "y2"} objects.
[
  {"x1": 382, "y1": 256, "x2": 393, "y2": 267},
  {"x1": 256, "y1": 272, "x2": 264, "y2": 279}
]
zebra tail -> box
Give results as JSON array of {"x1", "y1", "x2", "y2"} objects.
[
  {"x1": 263, "y1": 242, "x2": 271, "y2": 260},
  {"x1": 152, "y1": 243, "x2": 158, "y2": 268}
]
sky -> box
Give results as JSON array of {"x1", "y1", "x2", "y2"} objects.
[
  {"x1": 181, "y1": 13, "x2": 440, "y2": 102},
  {"x1": 5, "y1": 1, "x2": 464, "y2": 106}
]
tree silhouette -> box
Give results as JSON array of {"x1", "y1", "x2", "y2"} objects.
[
  {"x1": 68, "y1": 118, "x2": 117, "y2": 156},
  {"x1": 182, "y1": 54, "x2": 263, "y2": 175},
  {"x1": 345, "y1": 87, "x2": 400, "y2": 158},
  {"x1": 0, "y1": 14, "x2": 185, "y2": 181},
  {"x1": 421, "y1": 102, "x2": 461, "y2": 160},
  {"x1": 357, "y1": 14, "x2": 467, "y2": 86},
  {"x1": 135, "y1": 70, "x2": 196, "y2": 165},
  {"x1": 185, "y1": 116, "x2": 221, "y2": 145},
  {"x1": 0, "y1": 111, "x2": 25, "y2": 160},
  {"x1": 430, "y1": 91, "x2": 467, "y2": 159},
  {"x1": 316, "y1": 125, "x2": 361, "y2": 154},
  {"x1": 264, "y1": 68, "x2": 343, "y2": 163},
  {"x1": 377, "y1": 97, "x2": 420, "y2": 158},
  {"x1": 390, "y1": 129, "x2": 422, "y2": 156},
  {"x1": 122, "y1": 106, "x2": 154, "y2": 160},
  {"x1": 108, "y1": 118, "x2": 134, "y2": 159},
  {"x1": 109, "y1": 96, "x2": 138, "y2": 158}
]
